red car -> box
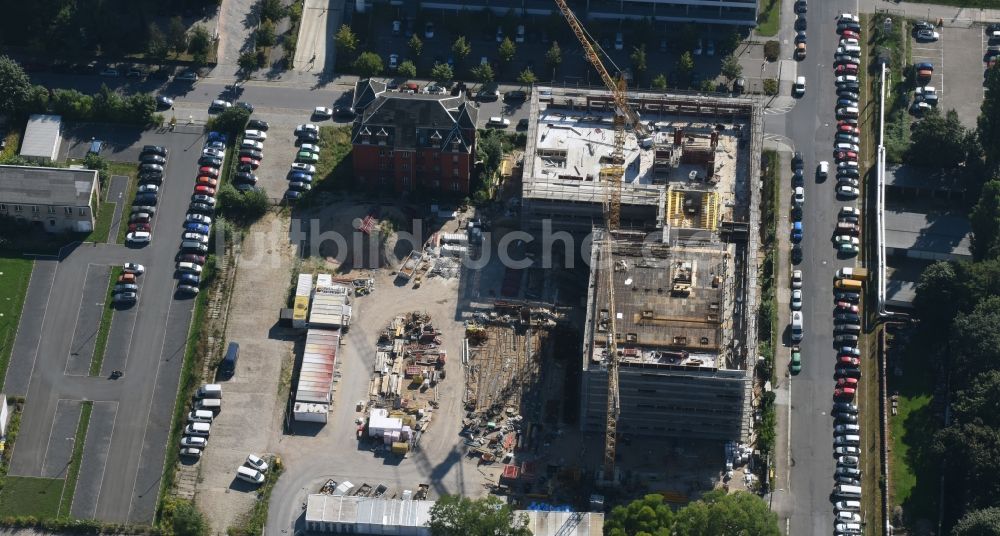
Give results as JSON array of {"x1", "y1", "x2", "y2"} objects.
[
  {"x1": 836, "y1": 64, "x2": 859, "y2": 75},
  {"x1": 835, "y1": 387, "x2": 856, "y2": 399},
  {"x1": 194, "y1": 185, "x2": 216, "y2": 196},
  {"x1": 197, "y1": 176, "x2": 218, "y2": 187},
  {"x1": 118, "y1": 273, "x2": 137, "y2": 284},
  {"x1": 239, "y1": 156, "x2": 260, "y2": 169},
  {"x1": 839, "y1": 356, "x2": 861, "y2": 366},
  {"x1": 837, "y1": 377, "x2": 859, "y2": 388},
  {"x1": 838, "y1": 124, "x2": 860, "y2": 134},
  {"x1": 128, "y1": 222, "x2": 151, "y2": 232},
  {"x1": 836, "y1": 150, "x2": 858, "y2": 161},
  {"x1": 836, "y1": 302, "x2": 860, "y2": 312},
  {"x1": 199, "y1": 166, "x2": 219, "y2": 177},
  {"x1": 841, "y1": 30, "x2": 860, "y2": 40},
  {"x1": 178, "y1": 254, "x2": 206, "y2": 264}
]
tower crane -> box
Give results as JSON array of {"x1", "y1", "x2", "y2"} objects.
[{"x1": 552, "y1": 0, "x2": 649, "y2": 484}]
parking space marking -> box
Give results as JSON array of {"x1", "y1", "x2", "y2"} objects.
[
  {"x1": 63, "y1": 264, "x2": 106, "y2": 376},
  {"x1": 86, "y1": 401, "x2": 121, "y2": 520}
]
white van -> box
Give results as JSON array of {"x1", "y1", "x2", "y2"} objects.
[
  {"x1": 791, "y1": 311, "x2": 804, "y2": 341},
  {"x1": 197, "y1": 383, "x2": 222, "y2": 399},
  {"x1": 836, "y1": 522, "x2": 863, "y2": 534},
  {"x1": 487, "y1": 116, "x2": 511, "y2": 128},
  {"x1": 818, "y1": 161, "x2": 829, "y2": 177},
  {"x1": 834, "y1": 484, "x2": 862, "y2": 498},
  {"x1": 837, "y1": 107, "x2": 860, "y2": 118},
  {"x1": 196, "y1": 398, "x2": 221, "y2": 412},
  {"x1": 236, "y1": 466, "x2": 265, "y2": 485},
  {"x1": 835, "y1": 500, "x2": 861, "y2": 511},
  {"x1": 793, "y1": 76, "x2": 806, "y2": 96},
  {"x1": 188, "y1": 410, "x2": 214, "y2": 423},
  {"x1": 835, "y1": 434, "x2": 861, "y2": 446},
  {"x1": 185, "y1": 422, "x2": 211, "y2": 436}
]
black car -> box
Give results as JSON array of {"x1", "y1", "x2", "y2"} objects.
[
  {"x1": 334, "y1": 106, "x2": 356, "y2": 119},
  {"x1": 134, "y1": 194, "x2": 158, "y2": 206},
  {"x1": 142, "y1": 145, "x2": 168, "y2": 156},
  {"x1": 791, "y1": 244, "x2": 803, "y2": 264},
  {"x1": 913, "y1": 20, "x2": 935, "y2": 32},
  {"x1": 156, "y1": 95, "x2": 174, "y2": 109},
  {"x1": 838, "y1": 168, "x2": 860, "y2": 178},
  {"x1": 795, "y1": 16, "x2": 807, "y2": 31},
  {"x1": 234, "y1": 172, "x2": 258, "y2": 184},
  {"x1": 236, "y1": 101, "x2": 254, "y2": 113},
  {"x1": 139, "y1": 174, "x2": 163, "y2": 185},
  {"x1": 235, "y1": 182, "x2": 259, "y2": 192},
  {"x1": 236, "y1": 163, "x2": 255, "y2": 173},
  {"x1": 835, "y1": 413, "x2": 858, "y2": 423},
  {"x1": 838, "y1": 22, "x2": 862, "y2": 34},
  {"x1": 132, "y1": 205, "x2": 157, "y2": 215},
  {"x1": 238, "y1": 149, "x2": 263, "y2": 160},
  {"x1": 149, "y1": 69, "x2": 171, "y2": 81},
  {"x1": 792, "y1": 151, "x2": 803, "y2": 170},
  {"x1": 140, "y1": 154, "x2": 166, "y2": 165},
  {"x1": 189, "y1": 202, "x2": 214, "y2": 214},
  {"x1": 794, "y1": 0, "x2": 806, "y2": 13},
  {"x1": 503, "y1": 90, "x2": 527, "y2": 102},
  {"x1": 296, "y1": 131, "x2": 319, "y2": 142},
  {"x1": 835, "y1": 290, "x2": 861, "y2": 302},
  {"x1": 836, "y1": 366, "x2": 862, "y2": 379},
  {"x1": 834, "y1": 402, "x2": 858, "y2": 414},
  {"x1": 795, "y1": 31, "x2": 807, "y2": 44},
  {"x1": 247, "y1": 119, "x2": 270, "y2": 131},
  {"x1": 198, "y1": 156, "x2": 223, "y2": 167},
  {"x1": 516, "y1": 118, "x2": 529, "y2": 130},
  {"x1": 138, "y1": 170, "x2": 163, "y2": 181}
]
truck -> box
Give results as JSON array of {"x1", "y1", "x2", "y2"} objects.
[{"x1": 836, "y1": 267, "x2": 869, "y2": 281}]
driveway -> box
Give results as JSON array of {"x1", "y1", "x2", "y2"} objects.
[{"x1": 3, "y1": 127, "x2": 204, "y2": 523}]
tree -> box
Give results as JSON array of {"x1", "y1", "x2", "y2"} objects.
[
  {"x1": 672, "y1": 490, "x2": 780, "y2": 536},
  {"x1": 335, "y1": 25, "x2": 358, "y2": 57},
  {"x1": 84, "y1": 153, "x2": 110, "y2": 186},
  {"x1": 978, "y1": 64, "x2": 1000, "y2": 170},
  {"x1": 353, "y1": 52, "x2": 384, "y2": 77},
  {"x1": 606, "y1": 494, "x2": 674, "y2": 536},
  {"x1": 517, "y1": 67, "x2": 537, "y2": 87},
  {"x1": 677, "y1": 51, "x2": 695, "y2": 83},
  {"x1": 545, "y1": 41, "x2": 562, "y2": 69},
  {"x1": 147, "y1": 22, "x2": 169, "y2": 62},
  {"x1": 721, "y1": 54, "x2": 743, "y2": 83},
  {"x1": 397, "y1": 60, "x2": 417, "y2": 78},
  {"x1": 498, "y1": 37, "x2": 516, "y2": 64},
  {"x1": 218, "y1": 183, "x2": 269, "y2": 224},
  {"x1": 259, "y1": 0, "x2": 286, "y2": 23},
  {"x1": 470, "y1": 63, "x2": 494, "y2": 84},
  {"x1": 256, "y1": 20, "x2": 276, "y2": 47},
  {"x1": 652, "y1": 73, "x2": 668, "y2": 90},
  {"x1": 188, "y1": 25, "x2": 212, "y2": 57},
  {"x1": 764, "y1": 40, "x2": 780, "y2": 62},
  {"x1": 952, "y1": 506, "x2": 1000, "y2": 536},
  {"x1": 950, "y1": 296, "x2": 1000, "y2": 386},
  {"x1": 211, "y1": 107, "x2": 251, "y2": 137},
  {"x1": 914, "y1": 260, "x2": 961, "y2": 326},
  {"x1": 909, "y1": 108, "x2": 975, "y2": 169},
  {"x1": 952, "y1": 371, "x2": 1000, "y2": 428},
  {"x1": 452, "y1": 36, "x2": 471, "y2": 62},
  {"x1": 725, "y1": 31, "x2": 744, "y2": 55},
  {"x1": 0, "y1": 55, "x2": 32, "y2": 116},
  {"x1": 428, "y1": 495, "x2": 530, "y2": 536},
  {"x1": 631, "y1": 45, "x2": 647, "y2": 75},
  {"x1": 408, "y1": 34, "x2": 423, "y2": 57},
  {"x1": 971, "y1": 180, "x2": 1000, "y2": 260},
  {"x1": 239, "y1": 51, "x2": 261, "y2": 73},
  {"x1": 430, "y1": 62, "x2": 454, "y2": 84},
  {"x1": 168, "y1": 16, "x2": 188, "y2": 56},
  {"x1": 162, "y1": 498, "x2": 208, "y2": 536}
]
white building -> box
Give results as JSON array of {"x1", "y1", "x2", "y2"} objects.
[{"x1": 20, "y1": 114, "x2": 62, "y2": 163}]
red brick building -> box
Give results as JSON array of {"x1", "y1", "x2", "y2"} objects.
[{"x1": 351, "y1": 81, "x2": 478, "y2": 195}]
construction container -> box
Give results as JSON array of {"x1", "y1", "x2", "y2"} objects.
[
  {"x1": 391, "y1": 442, "x2": 409, "y2": 455},
  {"x1": 293, "y1": 273, "x2": 312, "y2": 328},
  {"x1": 295, "y1": 329, "x2": 339, "y2": 407},
  {"x1": 293, "y1": 402, "x2": 329, "y2": 423}
]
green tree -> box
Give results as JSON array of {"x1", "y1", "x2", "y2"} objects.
[
  {"x1": 259, "y1": 0, "x2": 287, "y2": 23},
  {"x1": 211, "y1": 107, "x2": 251, "y2": 137},
  {"x1": 0, "y1": 55, "x2": 32, "y2": 116},
  {"x1": 933, "y1": 420, "x2": 1000, "y2": 513},
  {"x1": 725, "y1": 31, "x2": 743, "y2": 55},
  {"x1": 162, "y1": 498, "x2": 208, "y2": 536},
  {"x1": 677, "y1": 51, "x2": 695, "y2": 83},
  {"x1": 950, "y1": 296, "x2": 1000, "y2": 386},
  {"x1": 914, "y1": 260, "x2": 962, "y2": 326},
  {"x1": 428, "y1": 495, "x2": 530, "y2": 536},
  {"x1": 498, "y1": 37, "x2": 516, "y2": 64},
  {"x1": 83, "y1": 153, "x2": 109, "y2": 186},
  {"x1": 909, "y1": 108, "x2": 975, "y2": 169},
  {"x1": 147, "y1": 22, "x2": 169, "y2": 62},
  {"x1": 452, "y1": 36, "x2": 472, "y2": 62},
  {"x1": 335, "y1": 24, "x2": 359, "y2": 57},
  {"x1": 256, "y1": 20, "x2": 276, "y2": 47},
  {"x1": 239, "y1": 51, "x2": 261, "y2": 73},
  {"x1": 672, "y1": 490, "x2": 780, "y2": 536},
  {"x1": 652, "y1": 73, "x2": 668, "y2": 90},
  {"x1": 952, "y1": 506, "x2": 1000, "y2": 536},
  {"x1": 631, "y1": 45, "x2": 648, "y2": 75},
  {"x1": 721, "y1": 54, "x2": 743, "y2": 83},
  {"x1": 972, "y1": 180, "x2": 1000, "y2": 260},
  {"x1": 408, "y1": 34, "x2": 423, "y2": 57},
  {"x1": 517, "y1": 67, "x2": 537, "y2": 87},
  {"x1": 218, "y1": 183, "x2": 269, "y2": 225},
  {"x1": 168, "y1": 16, "x2": 188, "y2": 56},
  {"x1": 188, "y1": 25, "x2": 212, "y2": 57},
  {"x1": 397, "y1": 60, "x2": 417, "y2": 78},
  {"x1": 353, "y1": 52, "x2": 384, "y2": 77},
  {"x1": 430, "y1": 62, "x2": 454, "y2": 84},
  {"x1": 978, "y1": 64, "x2": 1000, "y2": 170},
  {"x1": 952, "y1": 371, "x2": 1000, "y2": 428},
  {"x1": 545, "y1": 41, "x2": 562, "y2": 69},
  {"x1": 470, "y1": 63, "x2": 494, "y2": 84},
  {"x1": 606, "y1": 494, "x2": 674, "y2": 536}
]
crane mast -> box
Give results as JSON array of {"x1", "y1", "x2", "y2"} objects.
[{"x1": 552, "y1": 0, "x2": 649, "y2": 484}]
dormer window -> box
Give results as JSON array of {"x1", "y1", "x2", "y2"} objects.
[
  {"x1": 376, "y1": 128, "x2": 388, "y2": 146},
  {"x1": 360, "y1": 126, "x2": 371, "y2": 144}
]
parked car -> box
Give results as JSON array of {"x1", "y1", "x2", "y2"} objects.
[
  {"x1": 209, "y1": 100, "x2": 232, "y2": 112},
  {"x1": 127, "y1": 231, "x2": 151, "y2": 244},
  {"x1": 247, "y1": 119, "x2": 270, "y2": 131},
  {"x1": 290, "y1": 163, "x2": 316, "y2": 173},
  {"x1": 244, "y1": 129, "x2": 268, "y2": 140},
  {"x1": 180, "y1": 436, "x2": 207, "y2": 448},
  {"x1": 245, "y1": 454, "x2": 269, "y2": 472},
  {"x1": 313, "y1": 106, "x2": 333, "y2": 119}
]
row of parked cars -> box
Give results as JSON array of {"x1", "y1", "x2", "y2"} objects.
[
  {"x1": 174, "y1": 132, "x2": 229, "y2": 296},
  {"x1": 284, "y1": 123, "x2": 322, "y2": 201},
  {"x1": 180, "y1": 383, "x2": 269, "y2": 484},
  {"x1": 126, "y1": 145, "x2": 172, "y2": 246}
]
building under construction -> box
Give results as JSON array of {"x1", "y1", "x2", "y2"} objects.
[{"x1": 519, "y1": 86, "x2": 763, "y2": 442}]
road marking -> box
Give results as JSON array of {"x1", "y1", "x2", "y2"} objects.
[
  {"x1": 63, "y1": 264, "x2": 98, "y2": 376},
  {"x1": 90, "y1": 401, "x2": 120, "y2": 519},
  {"x1": 18, "y1": 256, "x2": 61, "y2": 399},
  {"x1": 38, "y1": 398, "x2": 75, "y2": 478}
]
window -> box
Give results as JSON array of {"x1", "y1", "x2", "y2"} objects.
[
  {"x1": 0, "y1": 204, "x2": 6, "y2": 211},
  {"x1": 402, "y1": 177, "x2": 410, "y2": 186},
  {"x1": 451, "y1": 182, "x2": 460, "y2": 192},
  {"x1": 65, "y1": 207, "x2": 72, "y2": 215},
  {"x1": 31, "y1": 206, "x2": 39, "y2": 214},
  {"x1": 402, "y1": 162, "x2": 409, "y2": 170},
  {"x1": 453, "y1": 155, "x2": 459, "y2": 163},
  {"x1": 14, "y1": 205, "x2": 22, "y2": 212},
  {"x1": 453, "y1": 167, "x2": 460, "y2": 177},
  {"x1": 47, "y1": 206, "x2": 55, "y2": 214},
  {"x1": 79, "y1": 208, "x2": 86, "y2": 216}
]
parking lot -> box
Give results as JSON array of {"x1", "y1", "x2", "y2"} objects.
[
  {"x1": 909, "y1": 21, "x2": 988, "y2": 128},
  {"x1": 3, "y1": 126, "x2": 204, "y2": 523}
]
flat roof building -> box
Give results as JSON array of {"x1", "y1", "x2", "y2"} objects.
[
  {"x1": 20, "y1": 114, "x2": 62, "y2": 163},
  {"x1": 884, "y1": 208, "x2": 972, "y2": 261},
  {"x1": 0, "y1": 165, "x2": 99, "y2": 233}
]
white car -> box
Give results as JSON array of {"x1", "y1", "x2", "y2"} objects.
[
  {"x1": 245, "y1": 454, "x2": 269, "y2": 472},
  {"x1": 241, "y1": 139, "x2": 264, "y2": 150},
  {"x1": 838, "y1": 185, "x2": 860, "y2": 198},
  {"x1": 180, "y1": 447, "x2": 203, "y2": 458},
  {"x1": 182, "y1": 232, "x2": 209, "y2": 244},
  {"x1": 835, "y1": 500, "x2": 861, "y2": 511},
  {"x1": 835, "y1": 446, "x2": 860, "y2": 456},
  {"x1": 836, "y1": 75, "x2": 859, "y2": 85},
  {"x1": 127, "y1": 231, "x2": 151, "y2": 244},
  {"x1": 299, "y1": 143, "x2": 320, "y2": 154},
  {"x1": 180, "y1": 436, "x2": 207, "y2": 448},
  {"x1": 840, "y1": 206, "x2": 860, "y2": 219},
  {"x1": 210, "y1": 99, "x2": 232, "y2": 111},
  {"x1": 837, "y1": 512, "x2": 861, "y2": 523},
  {"x1": 290, "y1": 163, "x2": 316, "y2": 173},
  {"x1": 123, "y1": 262, "x2": 145, "y2": 275},
  {"x1": 137, "y1": 184, "x2": 159, "y2": 194},
  {"x1": 295, "y1": 124, "x2": 319, "y2": 134},
  {"x1": 839, "y1": 13, "x2": 858, "y2": 22},
  {"x1": 202, "y1": 147, "x2": 224, "y2": 158},
  {"x1": 236, "y1": 466, "x2": 266, "y2": 484},
  {"x1": 791, "y1": 289, "x2": 803, "y2": 310},
  {"x1": 793, "y1": 186, "x2": 805, "y2": 205},
  {"x1": 838, "y1": 455, "x2": 860, "y2": 466},
  {"x1": 791, "y1": 270, "x2": 803, "y2": 289},
  {"x1": 835, "y1": 235, "x2": 861, "y2": 247},
  {"x1": 187, "y1": 213, "x2": 212, "y2": 224},
  {"x1": 244, "y1": 129, "x2": 268, "y2": 140},
  {"x1": 313, "y1": 106, "x2": 333, "y2": 119},
  {"x1": 840, "y1": 38, "x2": 859, "y2": 47},
  {"x1": 388, "y1": 54, "x2": 399, "y2": 70}
]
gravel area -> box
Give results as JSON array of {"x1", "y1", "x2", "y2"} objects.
[{"x1": 215, "y1": 0, "x2": 259, "y2": 76}]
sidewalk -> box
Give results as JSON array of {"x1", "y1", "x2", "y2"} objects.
[
  {"x1": 865, "y1": 0, "x2": 1000, "y2": 25},
  {"x1": 770, "y1": 149, "x2": 794, "y2": 528}
]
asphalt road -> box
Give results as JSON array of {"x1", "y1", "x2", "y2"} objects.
[
  {"x1": 4, "y1": 128, "x2": 203, "y2": 523},
  {"x1": 765, "y1": 0, "x2": 862, "y2": 533}
]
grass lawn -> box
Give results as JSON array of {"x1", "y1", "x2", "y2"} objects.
[
  {"x1": 756, "y1": 0, "x2": 782, "y2": 37},
  {"x1": 0, "y1": 476, "x2": 63, "y2": 518},
  {"x1": 83, "y1": 202, "x2": 116, "y2": 244},
  {"x1": 0, "y1": 257, "x2": 34, "y2": 393},
  {"x1": 90, "y1": 267, "x2": 122, "y2": 376},
  {"x1": 314, "y1": 126, "x2": 353, "y2": 192},
  {"x1": 115, "y1": 178, "x2": 138, "y2": 244},
  {"x1": 57, "y1": 401, "x2": 92, "y2": 518}
]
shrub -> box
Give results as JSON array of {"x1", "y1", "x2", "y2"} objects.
[
  {"x1": 763, "y1": 78, "x2": 778, "y2": 95},
  {"x1": 763, "y1": 40, "x2": 780, "y2": 62}
]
